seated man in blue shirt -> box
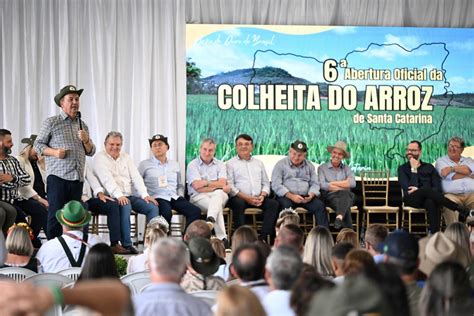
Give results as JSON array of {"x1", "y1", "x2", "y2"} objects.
[
  {"x1": 318, "y1": 141, "x2": 356, "y2": 230},
  {"x1": 139, "y1": 134, "x2": 200, "y2": 229},
  {"x1": 398, "y1": 140, "x2": 470, "y2": 233},
  {"x1": 435, "y1": 136, "x2": 474, "y2": 226},
  {"x1": 271, "y1": 140, "x2": 328, "y2": 228}
]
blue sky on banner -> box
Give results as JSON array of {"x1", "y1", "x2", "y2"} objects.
[{"x1": 187, "y1": 26, "x2": 474, "y2": 94}]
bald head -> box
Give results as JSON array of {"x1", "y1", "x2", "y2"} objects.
[{"x1": 232, "y1": 244, "x2": 265, "y2": 282}]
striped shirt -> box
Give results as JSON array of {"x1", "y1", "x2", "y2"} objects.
[
  {"x1": 34, "y1": 110, "x2": 95, "y2": 182},
  {"x1": 0, "y1": 156, "x2": 31, "y2": 203}
]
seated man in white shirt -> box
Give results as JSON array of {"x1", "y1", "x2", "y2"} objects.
[
  {"x1": 435, "y1": 136, "x2": 474, "y2": 225},
  {"x1": 36, "y1": 200, "x2": 102, "y2": 273},
  {"x1": 187, "y1": 138, "x2": 230, "y2": 244},
  {"x1": 139, "y1": 134, "x2": 200, "y2": 230},
  {"x1": 93, "y1": 131, "x2": 158, "y2": 254},
  {"x1": 263, "y1": 246, "x2": 302, "y2": 316}
]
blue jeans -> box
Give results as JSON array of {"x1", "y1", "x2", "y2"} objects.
[
  {"x1": 119, "y1": 196, "x2": 159, "y2": 247},
  {"x1": 86, "y1": 198, "x2": 121, "y2": 243},
  {"x1": 46, "y1": 175, "x2": 83, "y2": 239},
  {"x1": 157, "y1": 197, "x2": 201, "y2": 230}
]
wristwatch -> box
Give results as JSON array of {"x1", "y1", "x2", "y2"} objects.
[{"x1": 410, "y1": 168, "x2": 417, "y2": 173}]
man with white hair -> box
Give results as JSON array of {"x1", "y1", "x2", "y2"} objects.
[
  {"x1": 263, "y1": 246, "x2": 303, "y2": 316},
  {"x1": 133, "y1": 238, "x2": 211, "y2": 316}
]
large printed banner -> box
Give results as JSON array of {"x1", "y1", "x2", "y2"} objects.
[{"x1": 186, "y1": 25, "x2": 473, "y2": 175}]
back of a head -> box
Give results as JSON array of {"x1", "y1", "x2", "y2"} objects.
[
  {"x1": 303, "y1": 226, "x2": 334, "y2": 277},
  {"x1": 276, "y1": 214, "x2": 300, "y2": 230},
  {"x1": 332, "y1": 242, "x2": 355, "y2": 261},
  {"x1": 382, "y1": 230, "x2": 419, "y2": 276},
  {"x1": 5, "y1": 225, "x2": 34, "y2": 257},
  {"x1": 149, "y1": 237, "x2": 189, "y2": 282},
  {"x1": 78, "y1": 243, "x2": 119, "y2": 281},
  {"x1": 211, "y1": 237, "x2": 226, "y2": 260},
  {"x1": 184, "y1": 220, "x2": 211, "y2": 240},
  {"x1": 444, "y1": 222, "x2": 471, "y2": 263},
  {"x1": 144, "y1": 227, "x2": 166, "y2": 248},
  {"x1": 336, "y1": 228, "x2": 359, "y2": 248},
  {"x1": 342, "y1": 249, "x2": 377, "y2": 276},
  {"x1": 276, "y1": 224, "x2": 304, "y2": 251},
  {"x1": 365, "y1": 224, "x2": 388, "y2": 253},
  {"x1": 231, "y1": 225, "x2": 258, "y2": 251},
  {"x1": 290, "y1": 264, "x2": 335, "y2": 316},
  {"x1": 216, "y1": 285, "x2": 266, "y2": 316},
  {"x1": 420, "y1": 261, "x2": 471, "y2": 316},
  {"x1": 232, "y1": 244, "x2": 265, "y2": 282},
  {"x1": 266, "y1": 246, "x2": 303, "y2": 290}
]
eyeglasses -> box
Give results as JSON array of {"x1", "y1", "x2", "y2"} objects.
[{"x1": 448, "y1": 144, "x2": 462, "y2": 150}]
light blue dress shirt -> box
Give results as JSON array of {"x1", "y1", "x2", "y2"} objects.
[
  {"x1": 186, "y1": 157, "x2": 227, "y2": 197},
  {"x1": 435, "y1": 155, "x2": 474, "y2": 194},
  {"x1": 271, "y1": 156, "x2": 320, "y2": 197},
  {"x1": 138, "y1": 157, "x2": 183, "y2": 201},
  {"x1": 226, "y1": 156, "x2": 270, "y2": 197},
  {"x1": 318, "y1": 161, "x2": 356, "y2": 191}
]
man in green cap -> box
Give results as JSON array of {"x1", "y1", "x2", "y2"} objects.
[
  {"x1": 34, "y1": 85, "x2": 96, "y2": 240},
  {"x1": 36, "y1": 200, "x2": 102, "y2": 273}
]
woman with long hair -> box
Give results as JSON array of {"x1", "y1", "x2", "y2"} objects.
[
  {"x1": 127, "y1": 227, "x2": 166, "y2": 274},
  {"x1": 303, "y1": 226, "x2": 335, "y2": 278},
  {"x1": 216, "y1": 285, "x2": 266, "y2": 316},
  {"x1": 444, "y1": 222, "x2": 471, "y2": 263},
  {"x1": 77, "y1": 243, "x2": 119, "y2": 281}
]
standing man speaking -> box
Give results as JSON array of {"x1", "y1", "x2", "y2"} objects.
[{"x1": 34, "y1": 85, "x2": 95, "y2": 239}]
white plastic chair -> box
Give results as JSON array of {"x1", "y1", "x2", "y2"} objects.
[
  {"x1": 190, "y1": 290, "x2": 219, "y2": 306},
  {"x1": 0, "y1": 267, "x2": 37, "y2": 282},
  {"x1": 23, "y1": 273, "x2": 73, "y2": 288},
  {"x1": 120, "y1": 271, "x2": 151, "y2": 294},
  {"x1": 58, "y1": 267, "x2": 82, "y2": 282}
]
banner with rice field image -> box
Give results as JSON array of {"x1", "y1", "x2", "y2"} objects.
[{"x1": 186, "y1": 25, "x2": 473, "y2": 176}]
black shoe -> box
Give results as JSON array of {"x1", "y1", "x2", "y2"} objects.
[
  {"x1": 334, "y1": 217, "x2": 343, "y2": 230},
  {"x1": 458, "y1": 207, "x2": 470, "y2": 222},
  {"x1": 206, "y1": 216, "x2": 216, "y2": 231},
  {"x1": 221, "y1": 238, "x2": 230, "y2": 249},
  {"x1": 125, "y1": 245, "x2": 139, "y2": 254}
]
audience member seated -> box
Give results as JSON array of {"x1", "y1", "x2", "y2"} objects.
[
  {"x1": 0, "y1": 232, "x2": 5, "y2": 264},
  {"x1": 0, "y1": 279, "x2": 132, "y2": 316},
  {"x1": 331, "y1": 242, "x2": 355, "y2": 284},
  {"x1": 211, "y1": 237, "x2": 229, "y2": 281},
  {"x1": 231, "y1": 225, "x2": 258, "y2": 251},
  {"x1": 290, "y1": 264, "x2": 335, "y2": 316},
  {"x1": 418, "y1": 232, "x2": 469, "y2": 277},
  {"x1": 82, "y1": 163, "x2": 128, "y2": 254},
  {"x1": 367, "y1": 263, "x2": 411, "y2": 316},
  {"x1": 275, "y1": 208, "x2": 300, "y2": 236},
  {"x1": 181, "y1": 237, "x2": 225, "y2": 292},
  {"x1": 271, "y1": 140, "x2": 328, "y2": 229},
  {"x1": 227, "y1": 134, "x2": 279, "y2": 242},
  {"x1": 336, "y1": 228, "x2": 360, "y2": 248},
  {"x1": 263, "y1": 246, "x2": 303, "y2": 316},
  {"x1": 139, "y1": 134, "x2": 201, "y2": 230},
  {"x1": 435, "y1": 136, "x2": 474, "y2": 226},
  {"x1": 342, "y1": 249, "x2": 377, "y2": 277},
  {"x1": 215, "y1": 285, "x2": 266, "y2": 316},
  {"x1": 230, "y1": 243, "x2": 270, "y2": 300},
  {"x1": 444, "y1": 222, "x2": 472, "y2": 264},
  {"x1": 274, "y1": 224, "x2": 304, "y2": 253},
  {"x1": 381, "y1": 230, "x2": 421, "y2": 316},
  {"x1": 318, "y1": 141, "x2": 356, "y2": 229},
  {"x1": 419, "y1": 261, "x2": 473, "y2": 316},
  {"x1": 77, "y1": 243, "x2": 119, "y2": 281},
  {"x1": 36, "y1": 201, "x2": 102, "y2": 273},
  {"x1": 127, "y1": 227, "x2": 166, "y2": 274},
  {"x1": 0, "y1": 223, "x2": 40, "y2": 272},
  {"x1": 93, "y1": 131, "x2": 158, "y2": 254},
  {"x1": 303, "y1": 226, "x2": 335, "y2": 278},
  {"x1": 133, "y1": 238, "x2": 211, "y2": 316},
  {"x1": 364, "y1": 224, "x2": 388, "y2": 263},
  {"x1": 184, "y1": 219, "x2": 212, "y2": 241},
  {"x1": 146, "y1": 215, "x2": 169, "y2": 234}
]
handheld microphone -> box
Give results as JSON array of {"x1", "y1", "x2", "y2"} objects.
[{"x1": 77, "y1": 111, "x2": 83, "y2": 130}]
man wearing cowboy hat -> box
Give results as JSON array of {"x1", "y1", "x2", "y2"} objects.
[
  {"x1": 318, "y1": 140, "x2": 356, "y2": 230},
  {"x1": 272, "y1": 140, "x2": 328, "y2": 228},
  {"x1": 34, "y1": 85, "x2": 96, "y2": 240},
  {"x1": 36, "y1": 200, "x2": 102, "y2": 273},
  {"x1": 139, "y1": 134, "x2": 201, "y2": 230}
]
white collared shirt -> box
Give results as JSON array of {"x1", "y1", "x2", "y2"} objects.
[{"x1": 93, "y1": 150, "x2": 149, "y2": 198}]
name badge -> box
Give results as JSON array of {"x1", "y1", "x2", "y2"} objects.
[{"x1": 158, "y1": 175, "x2": 168, "y2": 187}]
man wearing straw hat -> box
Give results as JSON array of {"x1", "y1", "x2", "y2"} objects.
[
  {"x1": 36, "y1": 200, "x2": 102, "y2": 273},
  {"x1": 34, "y1": 85, "x2": 96, "y2": 240},
  {"x1": 318, "y1": 141, "x2": 356, "y2": 230}
]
